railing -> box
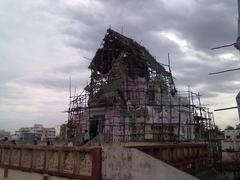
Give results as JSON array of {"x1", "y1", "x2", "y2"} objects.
[
  {"x1": 215, "y1": 161, "x2": 240, "y2": 171},
  {"x1": 0, "y1": 145, "x2": 101, "y2": 180},
  {"x1": 126, "y1": 143, "x2": 211, "y2": 171}
]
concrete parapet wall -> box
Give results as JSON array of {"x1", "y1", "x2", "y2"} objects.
[
  {"x1": 0, "y1": 168, "x2": 71, "y2": 180},
  {"x1": 126, "y1": 143, "x2": 211, "y2": 171},
  {"x1": 0, "y1": 168, "x2": 3, "y2": 179},
  {"x1": 0, "y1": 145, "x2": 101, "y2": 180},
  {"x1": 102, "y1": 147, "x2": 199, "y2": 180},
  {"x1": 0, "y1": 144, "x2": 208, "y2": 180}
]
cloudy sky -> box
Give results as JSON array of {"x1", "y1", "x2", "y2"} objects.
[{"x1": 0, "y1": 0, "x2": 240, "y2": 132}]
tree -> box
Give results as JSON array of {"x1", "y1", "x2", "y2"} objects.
[{"x1": 225, "y1": 126, "x2": 234, "y2": 130}]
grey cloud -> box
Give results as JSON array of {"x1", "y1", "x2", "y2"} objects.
[
  {"x1": 24, "y1": 74, "x2": 88, "y2": 91},
  {"x1": 52, "y1": 0, "x2": 240, "y2": 100},
  {"x1": 1, "y1": 0, "x2": 240, "y2": 131},
  {"x1": 54, "y1": 61, "x2": 90, "y2": 74}
]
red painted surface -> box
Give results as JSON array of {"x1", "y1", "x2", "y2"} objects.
[
  {"x1": 0, "y1": 145, "x2": 102, "y2": 180},
  {"x1": 43, "y1": 175, "x2": 49, "y2": 180},
  {"x1": 91, "y1": 148, "x2": 102, "y2": 180}
]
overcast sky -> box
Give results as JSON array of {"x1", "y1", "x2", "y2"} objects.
[{"x1": 0, "y1": 0, "x2": 240, "y2": 132}]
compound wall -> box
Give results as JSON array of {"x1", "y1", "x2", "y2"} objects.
[
  {"x1": 102, "y1": 147, "x2": 199, "y2": 180},
  {"x1": 0, "y1": 145, "x2": 101, "y2": 180}
]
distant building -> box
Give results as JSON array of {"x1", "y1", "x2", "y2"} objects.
[
  {"x1": 17, "y1": 124, "x2": 56, "y2": 141},
  {"x1": 222, "y1": 125, "x2": 240, "y2": 151},
  {"x1": 59, "y1": 124, "x2": 67, "y2": 141},
  {"x1": 42, "y1": 128, "x2": 56, "y2": 141},
  {"x1": 0, "y1": 129, "x2": 10, "y2": 139}
]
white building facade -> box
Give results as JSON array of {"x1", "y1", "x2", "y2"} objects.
[
  {"x1": 222, "y1": 127, "x2": 240, "y2": 151},
  {"x1": 17, "y1": 124, "x2": 56, "y2": 141}
]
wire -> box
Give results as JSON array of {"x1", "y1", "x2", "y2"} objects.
[
  {"x1": 211, "y1": 43, "x2": 235, "y2": 50},
  {"x1": 214, "y1": 106, "x2": 238, "y2": 112},
  {"x1": 209, "y1": 67, "x2": 240, "y2": 75}
]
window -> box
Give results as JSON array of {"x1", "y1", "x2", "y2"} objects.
[
  {"x1": 226, "y1": 136, "x2": 231, "y2": 139},
  {"x1": 148, "y1": 90, "x2": 155, "y2": 102},
  {"x1": 182, "y1": 127, "x2": 185, "y2": 133}
]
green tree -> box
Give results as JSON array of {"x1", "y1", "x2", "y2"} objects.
[{"x1": 225, "y1": 125, "x2": 234, "y2": 130}]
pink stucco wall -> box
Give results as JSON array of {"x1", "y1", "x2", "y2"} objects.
[{"x1": 78, "y1": 78, "x2": 193, "y2": 142}]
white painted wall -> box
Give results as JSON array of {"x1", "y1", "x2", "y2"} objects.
[
  {"x1": 102, "y1": 147, "x2": 199, "y2": 180},
  {"x1": 224, "y1": 129, "x2": 240, "y2": 141},
  {"x1": 223, "y1": 129, "x2": 240, "y2": 150}
]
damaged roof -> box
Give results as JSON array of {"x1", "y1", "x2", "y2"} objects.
[
  {"x1": 85, "y1": 29, "x2": 176, "y2": 106},
  {"x1": 89, "y1": 28, "x2": 171, "y2": 78}
]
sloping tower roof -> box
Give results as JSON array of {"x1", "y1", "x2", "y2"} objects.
[
  {"x1": 89, "y1": 28, "x2": 170, "y2": 78},
  {"x1": 85, "y1": 29, "x2": 176, "y2": 106}
]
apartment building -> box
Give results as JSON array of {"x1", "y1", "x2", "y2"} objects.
[{"x1": 16, "y1": 124, "x2": 56, "y2": 141}]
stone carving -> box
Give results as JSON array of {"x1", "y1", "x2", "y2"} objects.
[
  {"x1": 33, "y1": 150, "x2": 45, "y2": 169},
  {"x1": 0, "y1": 146, "x2": 97, "y2": 178},
  {"x1": 11, "y1": 149, "x2": 20, "y2": 166},
  {"x1": 3, "y1": 149, "x2": 10, "y2": 165},
  {"x1": 21, "y1": 149, "x2": 32, "y2": 168},
  {"x1": 46, "y1": 151, "x2": 59, "y2": 171},
  {"x1": 62, "y1": 151, "x2": 75, "y2": 173},
  {"x1": 79, "y1": 153, "x2": 92, "y2": 176}
]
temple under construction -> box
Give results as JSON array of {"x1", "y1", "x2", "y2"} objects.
[
  {"x1": 0, "y1": 29, "x2": 225, "y2": 180},
  {"x1": 67, "y1": 29, "x2": 216, "y2": 145}
]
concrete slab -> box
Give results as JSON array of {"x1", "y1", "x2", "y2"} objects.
[{"x1": 102, "y1": 147, "x2": 199, "y2": 180}]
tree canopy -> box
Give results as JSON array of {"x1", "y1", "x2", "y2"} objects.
[{"x1": 225, "y1": 126, "x2": 234, "y2": 130}]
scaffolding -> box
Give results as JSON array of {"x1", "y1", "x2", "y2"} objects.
[
  {"x1": 66, "y1": 29, "x2": 217, "y2": 147},
  {"x1": 67, "y1": 89, "x2": 215, "y2": 142}
]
